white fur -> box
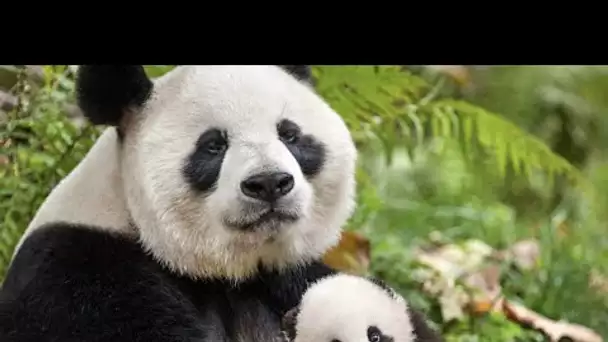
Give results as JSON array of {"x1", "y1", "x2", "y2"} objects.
[
  {"x1": 14, "y1": 128, "x2": 135, "y2": 255},
  {"x1": 120, "y1": 66, "x2": 358, "y2": 281},
  {"x1": 294, "y1": 274, "x2": 416, "y2": 342}
]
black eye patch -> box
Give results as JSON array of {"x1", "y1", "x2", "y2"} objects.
[
  {"x1": 182, "y1": 128, "x2": 228, "y2": 193},
  {"x1": 368, "y1": 326, "x2": 393, "y2": 342},
  {"x1": 276, "y1": 119, "x2": 325, "y2": 178}
]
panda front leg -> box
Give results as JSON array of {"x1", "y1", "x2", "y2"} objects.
[{"x1": 0, "y1": 223, "x2": 221, "y2": 342}]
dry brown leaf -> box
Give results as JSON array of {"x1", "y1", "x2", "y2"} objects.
[
  {"x1": 463, "y1": 264, "x2": 503, "y2": 315},
  {"x1": 590, "y1": 270, "x2": 608, "y2": 294},
  {"x1": 322, "y1": 231, "x2": 370, "y2": 275},
  {"x1": 494, "y1": 239, "x2": 540, "y2": 271},
  {"x1": 502, "y1": 300, "x2": 603, "y2": 342},
  {"x1": 416, "y1": 240, "x2": 494, "y2": 279},
  {"x1": 425, "y1": 65, "x2": 471, "y2": 86},
  {"x1": 413, "y1": 240, "x2": 497, "y2": 320}
]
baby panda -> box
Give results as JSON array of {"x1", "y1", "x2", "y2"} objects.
[{"x1": 281, "y1": 274, "x2": 443, "y2": 342}]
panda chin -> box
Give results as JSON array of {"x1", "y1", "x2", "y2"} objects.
[{"x1": 224, "y1": 207, "x2": 301, "y2": 233}]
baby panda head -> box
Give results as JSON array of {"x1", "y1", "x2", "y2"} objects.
[
  {"x1": 75, "y1": 65, "x2": 357, "y2": 281},
  {"x1": 281, "y1": 274, "x2": 416, "y2": 342}
]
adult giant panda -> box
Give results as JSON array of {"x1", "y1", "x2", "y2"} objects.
[{"x1": 0, "y1": 65, "x2": 442, "y2": 342}]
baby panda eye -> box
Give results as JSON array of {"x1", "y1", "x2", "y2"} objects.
[
  {"x1": 198, "y1": 128, "x2": 228, "y2": 155},
  {"x1": 277, "y1": 119, "x2": 301, "y2": 144},
  {"x1": 367, "y1": 326, "x2": 382, "y2": 342},
  {"x1": 205, "y1": 139, "x2": 226, "y2": 154}
]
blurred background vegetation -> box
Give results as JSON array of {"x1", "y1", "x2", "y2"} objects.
[{"x1": 1, "y1": 65, "x2": 607, "y2": 341}]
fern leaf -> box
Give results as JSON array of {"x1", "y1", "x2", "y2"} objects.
[
  {"x1": 313, "y1": 66, "x2": 590, "y2": 192},
  {"x1": 427, "y1": 100, "x2": 589, "y2": 189}
]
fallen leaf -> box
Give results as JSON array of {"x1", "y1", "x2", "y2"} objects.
[
  {"x1": 494, "y1": 239, "x2": 540, "y2": 271},
  {"x1": 503, "y1": 300, "x2": 603, "y2": 342},
  {"x1": 589, "y1": 269, "x2": 608, "y2": 294},
  {"x1": 322, "y1": 231, "x2": 370, "y2": 275},
  {"x1": 463, "y1": 264, "x2": 503, "y2": 315},
  {"x1": 425, "y1": 65, "x2": 471, "y2": 87},
  {"x1": 416, "y1": 240, "x2": 494, "y2": 279},
  {"x1": 438, "y1": 289, "x2": 469, "y2": 321},
  {"x1": 413, "y1": 239, "x2": 498, "y2": 321}
]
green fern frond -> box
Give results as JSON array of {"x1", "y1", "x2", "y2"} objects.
[
  {"x1": 312, "y1": 66, "x2": 590, "y2": 191},
  {"x1": 423, "y1": 100, "x2": 587, "y2": 186}
]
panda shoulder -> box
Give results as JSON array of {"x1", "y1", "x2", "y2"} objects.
[
  {"x1": 0, "y1": 222, "x2": 211, "y2": 341},
  {"x1": 4, "y1": 222, "x2": 153, "y2": 294}
]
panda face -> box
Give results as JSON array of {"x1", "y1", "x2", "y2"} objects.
[
  {"x1": 85, "y1": 66, "x2": 357, "y2": 281},
  {"x1": 285, "y1": 274, "x2": 415, "y2": 342}
]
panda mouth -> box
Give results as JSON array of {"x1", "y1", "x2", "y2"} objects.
[{"x1": 227, "y1": 208, "x2": 300, "y2": 231}]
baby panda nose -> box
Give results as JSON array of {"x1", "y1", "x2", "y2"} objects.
[{"x1": 240, "y1": 172, "x2": 295, "y2": 202}]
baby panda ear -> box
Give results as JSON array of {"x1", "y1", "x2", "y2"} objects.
[
  {"x1": 281, "y1": 306, "x2": 300, "y2": 341},
  {"x1": 75, "y1": 65, "x2": 153, "y2": 127},
  {"x1": 368, "y1": 277, "x2": 402, "y2": 301},
  {"x1": 280, "y1": 65, "x2": 313, "y2": 85}
]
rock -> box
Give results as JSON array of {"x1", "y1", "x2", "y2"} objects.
[
  {"x1": 0, "y1": 90, "x2": 17, "y2": 112},
  {"x1": 0, "y1": 66, "x2": 19, "y2": 91}
]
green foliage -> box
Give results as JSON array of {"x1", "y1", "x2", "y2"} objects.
[
  {"x1": 313, "y1": 66, "x2": 587, "y2": 192},
  {"x1": 0, "y1": 66, "x2": 102, "y2": 278},
  {"x1": 444, "y1": 312, "x2": 546, "y2": 342}
]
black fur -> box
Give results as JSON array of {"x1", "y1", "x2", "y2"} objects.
[
  {"x1": 184, "y1": 117, "x2": 327, "y2": 194},
  {"x1": 0, "y1": 223, "x2": 332, "y2": 341},
  {"x1": 277, "y1": 119, "x2": 326, "y2": 178},
  {"x1": 408, "y1": 309, "x2": 443, "y2": 342},
  {"x1": 76, "y1": 66, "x2": 308, "y2": 130},
  {"x1": 280, "y1": 306, "x2": 300, "y2": 341},
  {"x1": 0, "y1": 223, "x2": 442, "y2": 342},
  {"x1": 183, "y1": 128, "x2": 229, "y2": 193},
  {"x1": 368, "y1": 325, "x2": 394, "y2": 342},
  {"x1": 369, "y1": 277, "x2": 444, "y2": 341},
  {"x1": 76, "y1": 65, "x2": 153, "y2": 127},
  {"x1": 279, "y1": 65, "x2": 312, "y2": 84},
  {"x1": 369, "y1": 277, "x2": 403, "y2": 301}
]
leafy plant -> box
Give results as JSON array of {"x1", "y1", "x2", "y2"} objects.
[
  {"x1": 314, "y1": 66, "x2": 586, "y2": 185},
  {"x1": 0, "y1": 66, "x2": 102, "y2": 277}
]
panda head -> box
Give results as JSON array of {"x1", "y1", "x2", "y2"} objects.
[
  {"x1": 280, "y1": 274, "x2": 416, "y2": 342},
  {"x1": 75, "y1": 65, "x2": 357, "y2": 281}
]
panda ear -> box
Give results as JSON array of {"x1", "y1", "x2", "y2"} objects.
[
  {"x1": 368, "y1": 277, "x2": 399, "y2": 299},
  {"x1": 281, "y1": 306, "x2": 300, "y2": 341},
  {"x1": 280, "y1": 65, "x2": 313, "y2": 84},
  {"x1": 75, "y1": 65, "x2": 153, "y2": 127}
]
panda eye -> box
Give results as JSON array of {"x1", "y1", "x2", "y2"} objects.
[
  {"x1": 277, "y1": 119, "x2": 301, "y2": 144},
  {"x1": 367, "y1": 326, "x2": 382, "y2": 342},
  {"x1": 197, "y1": 129, "x2": 228, "y2": 155},
  {"x1": 204, "y1": 139, "x2": 227, "y2": 154}
]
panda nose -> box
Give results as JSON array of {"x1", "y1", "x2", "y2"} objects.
[{"x1": 240, "y1": 172, "x2": 295, "y2": 202}]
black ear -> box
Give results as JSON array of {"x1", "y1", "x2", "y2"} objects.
[
  {"x1": 280, "y1": 65, "x2": 313, "y2": 84},
  {"x1": 408, "y1": 307, "x2": 445, "y2": 342},
  {"x1": 75, "y1": 65, "x2": 153, "y2": 127},
  {"x1": 368, "y1": 277, "x2": 400, "y2": 299},
  {"x1": 281, "y1": 306, "x2": 300, "y2": 341}
]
